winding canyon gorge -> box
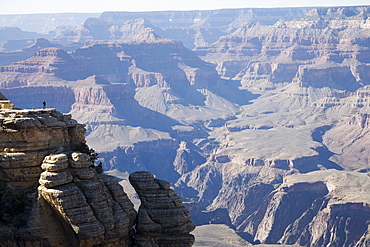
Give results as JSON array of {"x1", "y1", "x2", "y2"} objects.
[{"x1": 1, "y1": 5, "x2": 370, "y2": 246}]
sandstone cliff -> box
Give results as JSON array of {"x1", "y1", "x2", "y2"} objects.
[
  {"x1": 196, "y1": 6, "x2": 370, "y2": 92},
  {"x1": 0, "y1": 34, "x2": 238, "y2": 184},
  {"x1": 0, "y1": 100, "x2": 136, "y2": 246},
  {"x1": 0, "y1": 97, "x2": 194, "y2": 246},
  {"x1": 129, "y1": 171, "x2": 195, "y2": 247},
  {"x1": 1, "y1": 6, "x2": 370, "y2": 247}
]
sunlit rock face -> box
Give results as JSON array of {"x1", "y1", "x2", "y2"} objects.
[
  {"x1": 196, "y1": 7, "x2": 370, "y2": 92},
  {"x1": 0, "y1": 33, "x2": 229, "y2": 184},
  {"x1": 0, "y1": 99, "x2": 194, "y2": 246},
  {"x1": 0, "y1": 100, "x2": 135, "y2": 246},
  {"x1": 38, "y1": 152, "x2": 136, "y2": 246},
  {"x1": 1, "y1": 5, "x2": 370, "y2": 247}
]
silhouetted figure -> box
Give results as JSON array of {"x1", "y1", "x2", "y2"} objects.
[{"x1": 42, "y1": 101, "x2": 46, "y2": 109}]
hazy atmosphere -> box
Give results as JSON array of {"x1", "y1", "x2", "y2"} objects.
[
  {"x1": 1, "y1": 2, "x2": 370, "y2": 246},
  {"x1": 1, "y1": 0, "x2": 370, "y2": 14}
]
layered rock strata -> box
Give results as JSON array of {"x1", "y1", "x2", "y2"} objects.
[
  {"x1": 38, "y1": 152, "x2": 136, "y2": 246},
  {"x1": 0, "y1": 99, "x2": 136, "y2": 246},
  {"x1": 129, "y1": 171, "x2": 195, "y2": 247},
  {"x1": 0, "y1": 108, "x2": 85, "y2": 188},
  {"x1": 0, "y1": 98, "x2": 193, "y2": 246},
  {"x1": 0, "y1": 103, "x2": 87, "y2": 246},
  {"x1": 196, "y1": 6, "x2": 370, "y2": 92},
  {"x1": 2, "y1": 6, "x2": 370, "y2": 246}
]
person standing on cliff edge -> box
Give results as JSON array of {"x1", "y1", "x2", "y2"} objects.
[{"x1": 42, "y1": 101, "x2": 46, "y2": 109}]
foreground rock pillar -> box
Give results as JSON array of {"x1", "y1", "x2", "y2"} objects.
[
  {"x1": 129, "y1": 171, "x2": 195, "y2": 247},
  {"x1": 38, "y1": 152, "x2": 137, "y2": 246}
]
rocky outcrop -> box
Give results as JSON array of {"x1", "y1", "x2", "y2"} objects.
[
  {"x1": 196, "y1": 6, "x2": 370, "y2": 92},
  {"x1": 0, "y1": 104, "x2": 91, "y2": 246},
  {"x1": 0, "y1": 91, "x2": 8, "y2": 100},
  {"x1": 0, "y1": 98, "x2": 194, "y2": 246},
  {"x1": 2, "y1": 6, "x2": 370, "y2": 247},
  {"x1": 0, "y1": 108, "x2": 85, "y2": 186},
  {"x1": 129, "y1": 171, "x2": 195, "y2": 247},
  {"x1": 38, "y1": 152, "x2": 136, "y2": 246}
]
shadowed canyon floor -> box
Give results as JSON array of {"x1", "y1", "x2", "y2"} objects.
[{"x1": 1, "y1": 5, "x2": 370, "y2": 246}]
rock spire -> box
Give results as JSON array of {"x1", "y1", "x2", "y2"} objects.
[{"x1": 129, "y1": 171, "x2": 195, "y2": 247}]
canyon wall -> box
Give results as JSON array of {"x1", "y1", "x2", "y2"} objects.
[
  {"x1": 1, "y1": 5, "x2": 370, "y2": 246},
  {"x1": 0, "y1": 100, "x2": 194, "y2": 246}
]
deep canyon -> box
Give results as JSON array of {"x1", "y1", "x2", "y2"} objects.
[{"x1": 0, "y1": 5, "x2": 370, "y2": 246}]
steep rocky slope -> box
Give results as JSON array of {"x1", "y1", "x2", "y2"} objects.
[
  {"x1": 196, "y1": 6, "x2": 370, "y2": 88},
  {"x1": 0, "y1": 32, "x2": 239, "y2": 183},
  {"x1": 0, "y1": 97, "x2": 194, "y2": 246},
  {"x1": 177, "y1": 6, "x2": 370, "y2": 246},
  {"x1": 1, "y1": 5, "x2": 370, "y2": 247},
  {"x1": 0, "y1": 99, "x2": 135, "y2": 246}
]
